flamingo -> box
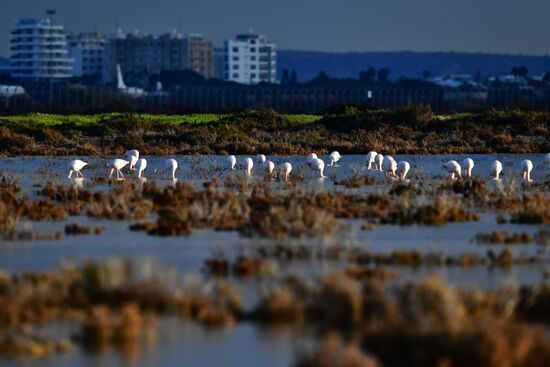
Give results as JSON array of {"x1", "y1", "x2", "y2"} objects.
[
  {"x1": 257, "y1": 154, "x2": 266, "y2": 165},
  {"x1": 462, "y1": 158, "x2": 474, "y2": 178},
  {"x1": 262, "y1": 160, "x2": 275, "y2": 176},
  {"x1": 490, "y1": 160, "x2": 503, "y2": 181},
  {"x1": 281, "y1": 162, "x2": 292, "y2": 180},
  {"x1": 307, "y1": 153, "x2": 318, "y2": 165},
  {"x1": 227, "y1": 155, "x2": 237, "y2": 170},
  {"x1": 366, "y1": 151, "x2": 378, "y2": 170},
  {"x1": 109, "y1": 159, "x2": 130, "y2": 179},
  {"x1": 68, "y1": 159, "x2": 88, "y2": 179},
  {"x1": 521, "y1": 159, "x2": 533, "y2": 182},
  {"x1": 124, "y1": 149, "x2": 139, "y2": 168},
  {"x1": 328, "y1": 151, "x2": 341, "y2": 166},
  {"x1": 245, "y1": 157, "x2": 254, "y2": 176},
  {"x1": 396, "y1": 161, "x2": 411, "y2": 180},
  {"x1": 161, "y1": 158, "x2": 178, "y2": 180},
  {"x1": 383, "y1": 156, "x2": 397, "y2": 177},
  {"x1": 375, "y1": 154, "x2": 384, "y2": 171},
  {"x1": 443, "y1": 160, "x2": 461, "y2": 180},
  {"x1": 135, "y1": 158, "x2": 147, "y2": 178},
  {"x1": 128, "y1": 154, "x2": 139, "y2": 171},
  {"x1": 310, "y1": 158, "x2": 327, "y2": 178}
]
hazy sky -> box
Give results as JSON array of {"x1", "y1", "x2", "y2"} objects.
[{"x1": 1, "y1": 0, "x2": 549, "y2": 56}]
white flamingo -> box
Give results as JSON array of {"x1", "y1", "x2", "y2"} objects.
[
  {"x1": 462, "y1": 158, "x2": 474, "y2": 178},
  {"x1": 161, "y1": 158, "x2": 178, "y2": 180},
  {"x1": 128, "y1": 154, "x2": 138, "y2": 171},
  {"x1": 375, "y1": 154, "x2": 384, "y2": 171},
  {"x1": 443, "y1": 160, "x2": 461, "y2": 180},
  {"x1": 328, "y1": 151, "x2": 341, "y2": 166},
  {"x1": 68, "y1": 159, "x2": 88, "y2": 179},
  {"x1": 262, "y1": 160, "x2": 275, "y2": 176},
  {"x1": 396, "y1": 161, "x2": 411, "y2": 180},
  {"x1": 490, "y1": 160, "x2": 503, "y2": 181},
  {"x1": 257, "y1": 154, "x2": 266, "y2": 165},
  {"x1": 366, "y1": 151, "x2": 378, "y2": 170},
  {"x1": 109, "y1": 159, "x2": 130, "y2": 179},
  {"x1": 124, "y1": 149, "x2": 139, "y2": 169},
  {"x1": 310, "y1": 158, "x2": 327, "y2": 178},
  {"x1": 521, "y1": 159, "x2": 533, "y2": 182},
  {"x1": 245, "y1": 157, "x2": 254, "y2": 176},
  {"x1": 135, "y1": 158, "x2": 147, "y2": 178},
  {"x1": 383, "y1": 155, "x2": 397, "y2": 177},
  {"x1": 227, "y1": 155, "x2": 237, "y2": 170},
  {"x1": 281, "y1": 162, "x2": 292, "y2": 180},
  {"x1": 307, "y1": 153, "x2": 318, "y2": 165}
]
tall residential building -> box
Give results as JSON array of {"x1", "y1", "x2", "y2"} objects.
[
  {"x1": 109, "y1": 30, "x2": 186, "y2": 86},
  {"x1": 68, "y1": 32, "x2": 111, "y2": 84},
  {"x1": 223, "y1": 33, "x2": 276, "y2": 84},
  {"x1": 182, "y1": 34, "x2": 213, "y2": 79},
  {"x1": 9, "y1": 18, "x2": 73, "y2": 79}
]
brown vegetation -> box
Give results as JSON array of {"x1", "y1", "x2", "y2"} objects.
[{"x1": 1, "y1": 108, "x2": 549, "y2": 156}]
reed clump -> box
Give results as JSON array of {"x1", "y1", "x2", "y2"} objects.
[
  {"x1": 296, "y1": 334, "x2": 379, "y2": 367},
  {"x1": 511, "y1": 194, "x2": 550, "y2": 224},
  {"x1": 476, "y1": 231, "x2": 533, "y2": 245},
  {"x1": 0, "y1": 335, "x2": 72, "y2": 358}
]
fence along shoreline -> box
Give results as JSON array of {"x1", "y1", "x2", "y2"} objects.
[{"x1": 1, "y1": 84, "x2": 549, "y2": 114}]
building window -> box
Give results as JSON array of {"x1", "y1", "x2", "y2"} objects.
[
  {"x1": 233, "y1": 56, "x2": 239, "y2": 61},
  {"x1": 251, "y1": 73, "x2": 256, "y2": 78},
  {"x1": 232, "y1": 73, "x2": 239, "y2": 78},
  {"x1": 232, "y1": 47, "x2": 238, "y2": 52},
  {"x1": 233, "y1": 65, "x2": 239, "y2": 70},
  {"x1": 250, "y1": 65, "x2": 256, "y2": 70},
  {"x1": 250, "y1": 47, "x2": 256, "y2": 52}
]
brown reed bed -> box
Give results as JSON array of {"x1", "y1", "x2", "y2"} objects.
[
  {"x1": 1, "y1": 165, "x2": 547, "y2": 242},
  {"x1": 1, "y1": 258, "x2": 550, "y2": 363},
  {"x1": 1, "y1": 108, "x2": 549, "y2": 157}
]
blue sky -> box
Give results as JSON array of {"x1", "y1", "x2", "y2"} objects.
[{"x1": 1, "y1": 0, "x2": 549, "y2": 56}]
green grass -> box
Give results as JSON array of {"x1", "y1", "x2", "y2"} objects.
[{"x1": 0, "y1": 112, "x2": 321, "y2": 126}]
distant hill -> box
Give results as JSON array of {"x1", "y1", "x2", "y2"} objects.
[{"x1": 277, "y1": 50, "x2": 550, "y2": 82}]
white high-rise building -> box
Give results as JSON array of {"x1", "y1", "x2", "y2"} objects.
[
  {"x1": 10, "y1": 18, "x2": 73, "y2": 79},
  {"x1": 224, "y1": 33, "x2": 276, "y2": 84},
  {"x1": 68, "y1": 32, "x2": 111, "y2": 84}
]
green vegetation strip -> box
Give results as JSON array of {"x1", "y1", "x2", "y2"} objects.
[{"x1": 0, "y1": 112, "x2": 322, "y2": 126}]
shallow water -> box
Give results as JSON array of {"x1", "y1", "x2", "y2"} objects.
[
  {"x1": 1, "y1": 154, "x2": 549, "y2": 366},
  {"x1": 1, "y1": 154, "x2": 549, "y2": 193},
  {"x1": 1, "y1": 154, "x2": 549, "y2": 282},
  {"x1": 2, "y1": 319, "x2": 312, "y2": 367}
]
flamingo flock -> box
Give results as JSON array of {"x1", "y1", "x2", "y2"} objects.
[{"x1": 67, "y1": 149, "x2": 549, "y2": 183}]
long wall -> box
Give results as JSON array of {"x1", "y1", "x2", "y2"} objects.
[{"x1": 1, "y1": 84, "x2": 549, "y2": 114}]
